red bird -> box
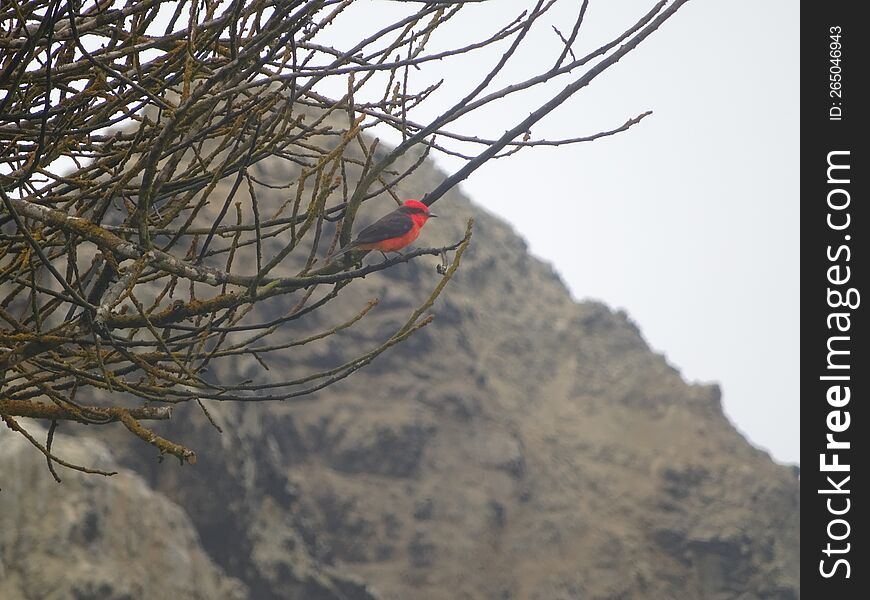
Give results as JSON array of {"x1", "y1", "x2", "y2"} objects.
[{"x1": 331, "y1": 199, "x2": 437, "y2": 261}]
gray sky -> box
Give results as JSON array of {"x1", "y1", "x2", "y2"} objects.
[
  {"x1": 75, "y1": 0, "x2": 797, "y2": 463},
  {"x1": 321, "y1": 0, "x2": 800, "y2": 464}
]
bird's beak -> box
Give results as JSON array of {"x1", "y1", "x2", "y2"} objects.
[{"x1": 428, "y1": 213, "x2": 438, "y2": 218}]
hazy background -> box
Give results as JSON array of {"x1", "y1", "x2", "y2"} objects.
[{"x1": 318, "y1": 0, "x2": 800, "y2": 464}]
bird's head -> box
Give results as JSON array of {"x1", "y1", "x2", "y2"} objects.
[{"x1": 402, "y1": 199, "x2": 437, "y2": 224}]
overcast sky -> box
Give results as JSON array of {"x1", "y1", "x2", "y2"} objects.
[
  {"x1": 123, "y1": 0, "x2": 797, "y2": 463},
  {"x1": 320, "y1": 0, "x2": 799, "y2": 464}
]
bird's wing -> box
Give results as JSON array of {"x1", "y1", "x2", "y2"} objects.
[{"x1": 352, "y1": 211, "x2": 414, "y2": 245}]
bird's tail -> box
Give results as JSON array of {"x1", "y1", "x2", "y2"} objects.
[{"x1": 325, "y1": 242, "x2": 360, "y2": 264}]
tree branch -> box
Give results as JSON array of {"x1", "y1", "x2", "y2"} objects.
[{"x1": 0, "y1": 399, "x2": 172, "y2": 422}]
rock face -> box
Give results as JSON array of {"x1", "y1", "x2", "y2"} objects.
[
  {"x1": 0, "y1": 428, "x2": 247, "y2": 600},
  {"x1": 1, "y1": 129, "x2": 799, "y2": 599}
]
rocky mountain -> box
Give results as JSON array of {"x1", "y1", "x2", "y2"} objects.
[
  {"x1": 0, "y1": 428, "x2": 247, "y2": 600},
  {"x1": 0, "y1": 129, "x2": 799, "y2": 599}
]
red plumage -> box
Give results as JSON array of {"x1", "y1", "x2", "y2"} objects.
[{"x1": 332, "y1": 199, "x2": 436, "y2": 260}]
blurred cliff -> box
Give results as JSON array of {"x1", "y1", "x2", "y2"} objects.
[{"x1": 1, "y1": 142, "x2": 799, "y2": 600}]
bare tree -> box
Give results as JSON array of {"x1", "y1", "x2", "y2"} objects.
[{"x1": 1, "y1": 0, "x2": 691, "y2": 478}]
